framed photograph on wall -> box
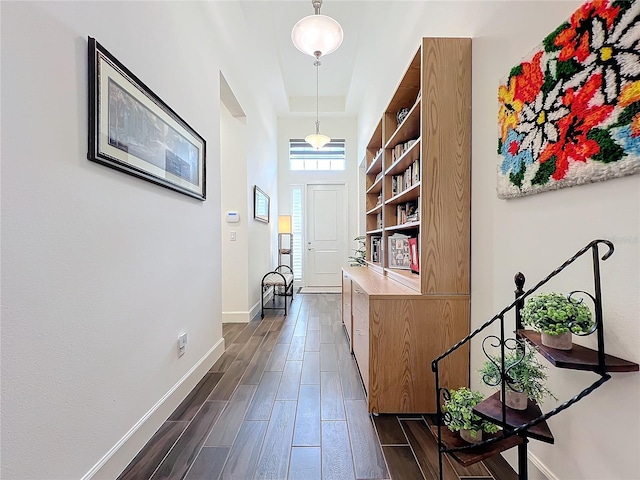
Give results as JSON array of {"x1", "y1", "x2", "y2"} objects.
[
  {"x1": 254, "y1": 186, "x2": 270, "y2": 223},
  {"x1": 87, "y1": 37, "x2": 206, "y2": 200}
]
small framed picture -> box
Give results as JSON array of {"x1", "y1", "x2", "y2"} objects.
[
  {"x1": 254, "y1": 186, "x2": 270, "y2": 223},
  {"x1": 87, "y1": 37, "x2": 206, "y2": 200}
]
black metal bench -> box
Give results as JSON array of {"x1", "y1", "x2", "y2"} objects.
[{"x1": 261, "y1": 265, "x2": 294, "y2": 318}]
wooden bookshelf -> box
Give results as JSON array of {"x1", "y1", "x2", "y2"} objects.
[{"x1": 348, "y1": 37, "x2": 472, "y2": 413}]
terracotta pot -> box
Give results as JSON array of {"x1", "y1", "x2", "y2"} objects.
[
  {"x1": 460, "y1": 428, "x2": 483, "y2": 444},
  {"x1": 501, "y1": 389, "x2": 528, "y2": 410},
  {"x1": 541, "y1": 331, "x2": 572, "y2": 350}
]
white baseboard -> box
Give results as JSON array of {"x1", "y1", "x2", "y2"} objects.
[
  {"x1": 529, "y1": 451, "x2": 559, "y2": 480},
  {"x1": 222, "y1": 311, "x2": 251, "y2": 323},
  {"x1": 82, "y1": 337, "x2": 225, "y2": 480},
  {"x1": 247, "y1": 287, "x2": 273, "y2": 321}
]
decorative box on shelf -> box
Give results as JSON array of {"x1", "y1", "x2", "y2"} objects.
[{"x1": 388, "y1": 233, "x2": 412, "y2": 269}]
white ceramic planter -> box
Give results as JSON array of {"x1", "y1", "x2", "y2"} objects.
[
  {"x1": 541, "y1": 331, "x2": 572, "y2": 350},
  {"x1": 503, "y1": 389, "x2": 528, "y2": 410},
  {"x1": 460, "y1": 428, "x2": 483, "y2": 444}
]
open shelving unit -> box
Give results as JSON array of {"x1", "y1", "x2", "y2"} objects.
[
  {"x1": 431, "y1": 240, "x2": 639, "y2": 479},
  {"x1": 363, "y1": 37, "x2": 471, "y2": 294}
]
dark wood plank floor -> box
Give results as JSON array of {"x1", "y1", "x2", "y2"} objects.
[{"x1": 117, "y1": 293, "x2": 517, "y2": 480}]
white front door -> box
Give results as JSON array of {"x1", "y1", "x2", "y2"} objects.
[{"x1": 305, "y1": 184, "x2": 347, "y2": 287}]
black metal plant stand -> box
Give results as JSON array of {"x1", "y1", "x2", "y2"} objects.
[{"x1": 431, "y1": 239, "x2": 638, "y2": 480}]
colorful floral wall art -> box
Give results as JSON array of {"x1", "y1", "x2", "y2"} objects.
[{"x1": 497, "y1": 0, "x2": 640, "y2": 199}]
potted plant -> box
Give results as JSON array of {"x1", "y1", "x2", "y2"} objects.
[
  {"x1": 348, "y1": 236, "x2": 366, "y2": 266},
  {"x1": 479, "y1": 344, "x2": 557, "y2": 410},
  {"x1": 443, "y1": 387, "x2": 499, "y2": 444},
  {"x1": 521, "y1": 292, "x2": 594, "y2": 350}
]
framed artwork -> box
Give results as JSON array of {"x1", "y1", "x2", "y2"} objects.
[
  {"x1": 254, "y1": 186, "x2": 270, "y2": 223},
  {"x1": 497, "y1": 0, "x2": 640, "y2": 199},
  {"x1": 87, "y1": 37, "x2": 206, "y2": 200}
]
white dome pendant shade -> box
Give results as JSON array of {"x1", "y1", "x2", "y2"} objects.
[
  {"x1": 305, "y1": 131, "x2": 331, "y2": 150},
  {"x1": 291, "y1": 0, "x2": 343, "y2": 58}
]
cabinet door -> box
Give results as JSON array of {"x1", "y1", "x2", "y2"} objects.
[
  {"x1": 351, "y1": 284, "x2": 369, "y2": 394},
  {"x1": 341, "y1": 272, "x2": 352, "y2": 349}
]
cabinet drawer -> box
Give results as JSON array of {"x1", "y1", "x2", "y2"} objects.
[
  {"x1": 341, "y1": 274, "x2": 352, "y2": 347},
  {"x1": 351, "y1": 285, "x2": 369, "y2": 393}
]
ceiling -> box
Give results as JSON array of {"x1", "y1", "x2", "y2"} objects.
[
  {"x1": 231, "y1": 1, "x2": 581, "y2": 122},
  {"x1": 235, "y1": 0, "x2": 514, "y2": 118},
  {"x1": 237, "y1": 0, "x2": 439, "y2": 117}
]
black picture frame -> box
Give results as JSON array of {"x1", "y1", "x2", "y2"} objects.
[
  {"x1": 254, "y1": 186, "x2": 270, "y2": 223},
  {"x1": 87, "y1": 37, "x2": 206, "y2": 200}
]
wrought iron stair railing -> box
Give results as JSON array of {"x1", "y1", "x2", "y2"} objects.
[{"x1": 430, "y1": 239, "x2": 638, "y2": 480}]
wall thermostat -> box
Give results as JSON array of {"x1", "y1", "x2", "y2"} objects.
[{"x1": 226, "y1": 211, "x2": 240, "y2": 223}]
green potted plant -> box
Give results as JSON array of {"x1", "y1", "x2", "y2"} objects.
[
  {"x1": 348, "y1": 236, "x2": 366, "y2": 266},
  {"x1": 521, "y1": 292, "x2": 594, "y2": 350},
  {"x1": 443, "y1": 387, "x2": 499, "y2": 444},
  {"x1": 479, "y1": 344, "x2": 557, "y2": 410}
]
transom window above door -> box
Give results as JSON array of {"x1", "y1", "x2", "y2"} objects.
[{"x1": 289, "y1": 139, "x2": 346, "y2": 171}]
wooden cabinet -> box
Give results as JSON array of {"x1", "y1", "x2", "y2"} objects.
[
  {"x1": 345, "y1": 37, "x2": 472, "y2": 414},
  {"x1": 343, "y1": 266, "x2": 470, "y2": 413},
  {"x1": 341, "y1": 271, "x2": 352, "y2": 350}
]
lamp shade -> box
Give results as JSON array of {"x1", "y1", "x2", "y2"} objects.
[
  {"x1": 305, "y1": 133, "x2": 331, "y2": 150},
  {"x1": 291, "y1": 14, "x2": 343, "y2": 58},
  {"x1": 278, "y1": 215, "x2": 292, "y2": 234}
]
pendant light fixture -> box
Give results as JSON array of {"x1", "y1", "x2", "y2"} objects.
[
  {"x1": 291, "y1": 0, "x2": 343, "y2": 59},
  {"x1": 305, "y1": 59, "x2": 331, "y2": 150}
]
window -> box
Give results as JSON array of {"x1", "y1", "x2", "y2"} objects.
[
  {"x1": 291, "y1": 186, "x2": 303, "y2": 280},
  {"x1": 289, "y1": 139, "x2": 346, "y2": 171}
]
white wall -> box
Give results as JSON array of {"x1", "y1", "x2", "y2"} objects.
[
  {"x1": 0, "y1": 2, "x2": 277, "y2": 478},
  {"x1": 356, "y1": 2, "x2": 640, "y2": 478},
  {"x1": 471, "y1": 3, "x2": 640, "y2": 479},
  {"x1": 277, "y1": 115, "x2": 360, "y2": 281},
  {"x1": 220, "y1": 102, "x2": 250, "y2": 321}
]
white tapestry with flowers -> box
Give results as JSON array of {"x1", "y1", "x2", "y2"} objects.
[{"x1": 497, "y1": 0, "x2": 640, "y2": 199}]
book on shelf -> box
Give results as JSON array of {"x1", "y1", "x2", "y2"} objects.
[
  {"x1": 409, "y1": 237, "x2": 419, "y2": 274},
  {"x1": 412, "y1": 160, "x2": 420, "y2": 184},
  {"x1": 398, "y1": 199, "x2": 419, "y2": 224},
  {"x1": 391, "y1": 139, "x2": 418, "y2": 163},
  {"x1": 396, "y1": 204, "x2": 406, "y2": 224},
  {"x1": 370, "y1": 236, "x2": 382, "y2": 263}
]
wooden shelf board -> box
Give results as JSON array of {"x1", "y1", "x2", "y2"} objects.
[
  {"x1": 386, "y1": 221, "x2": 420, "y2": 232},
  {"x1": 385, "y1": 182, "x2": 421, "y2": 205},
  {"x1": 366, "y1": 204, "x2": 383, "y2": 216},
  {"x1": 367, "y1": 120, "x2": 383, "y2": 149},
  {"x1": 385, "y1": 267, "x2": 420, "y2": 291},
  {"x1": 366, "y1": 151, "x2": 383, "y2": 175},
  {"x1": 366, "y1": 175, "x2": 383, "y2": 195},
  {"x1": 473, "y1": 392, "x2": 554, "y2": 444},
  {"x1": 518, "y1": 330, "x2": 639, "y2": 373},
  {"x1": 365, "y1": 261, "x2": 384, "y2": 274},
  {"x1": 366, "y1": 228, "x2": 383, "y2": 235},
  {"x1": 385, "y1": 138, "x2": 421, "y2": 176},
  {"x1": 385, "y1": 101, "x2": 420, "y2": 150},
  {"x1": 429, "y1": 425, "x2": 522, "y2": 468}
]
